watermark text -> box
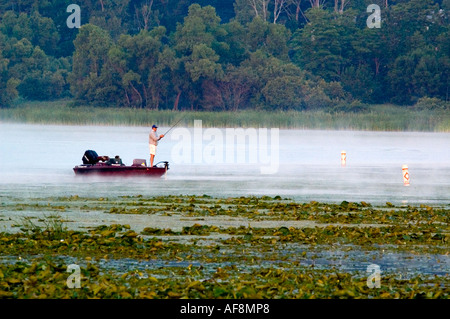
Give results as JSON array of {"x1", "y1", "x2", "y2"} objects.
[{"x1": 170, "y1": 120, "x2": 279, "y2": 174}]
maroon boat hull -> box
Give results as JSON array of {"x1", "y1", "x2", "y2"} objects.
[{"x1": 73, "y1": 162, "x2": 169, "y2": 178}]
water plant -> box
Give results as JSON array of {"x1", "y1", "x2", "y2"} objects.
[
  {"x1": 18, "y1": 214, "x2": 68, "y2": 241},
  {"x1": 0, "y1": 195, "x2": 448, "y2": 299}
]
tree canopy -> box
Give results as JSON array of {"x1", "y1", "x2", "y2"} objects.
[{"x1": 0, "y1": 0, "x2": 448, "y2": 110}]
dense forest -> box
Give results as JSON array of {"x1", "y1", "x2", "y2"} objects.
[{"x1": 0, "y1": 0, "x2": 448, "y2": 111}]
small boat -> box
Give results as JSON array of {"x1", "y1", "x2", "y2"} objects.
[{"x1": 73, "y1": 150, "x2": 169, "y2": 178}]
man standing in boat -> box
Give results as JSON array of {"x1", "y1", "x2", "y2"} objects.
[{"x1": 149, "y1": 124, "x2": 164, "y2": 167}]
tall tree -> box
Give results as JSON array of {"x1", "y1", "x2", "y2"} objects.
[
  {"x1": 0, "y1": 10, "x2": 60, "y2": 56},
  {"x1": 246, "y1": 16, "x2": 291, "y2": 61},
  {"x1": 68, "y1": 24, "x2": 114, "y2": 104},
  {"x1": 290, "y1": 8, "x2": 356, "y2": 82},
  {"x1": 107, "y1": 27, "x2": 170, "y2": 108},
  {"x1": 173, "y1": 3, "x2": 226, "y2": 109},
  {"x1": 0, "y1": 35, "x2": 19, "y2": 106},
  {"x1": 248, "y1": 0, "x2": 270, "y2": 21}
]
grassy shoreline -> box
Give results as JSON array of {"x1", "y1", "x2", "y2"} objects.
[{"x1": 1, "y1": 100, "x2": 449, "y2": 131}]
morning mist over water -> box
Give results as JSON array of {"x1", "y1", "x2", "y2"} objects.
[{"x1": 0, "y1": 123, "x2": 449, "y2": 205}]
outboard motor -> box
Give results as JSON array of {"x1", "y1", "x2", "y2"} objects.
[
  {"x1": 154, "y1": 161, "x2": 169, "y2": 170},
  {"x1": 82, "y1": 150, "x2": 99, "y2": 164}
]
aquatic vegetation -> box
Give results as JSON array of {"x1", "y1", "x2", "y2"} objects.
[
  {"x1": 0, "y1": 195, "x2": 448, "y2": 299},
  {"x1": 0, "y1": 258, "x2": 447, "y2": 299},
  {"x1": 18, "y1": 214, "x2": 68, "y2": 241}
]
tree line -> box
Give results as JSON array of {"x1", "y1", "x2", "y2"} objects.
[{"x1": 0, "y1": 0, "x2": 449, "y2": 111}]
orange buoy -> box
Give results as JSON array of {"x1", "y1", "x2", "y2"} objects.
[
  {"x1": 341, "y1": 151, "x2": 346, "y2": 167},
  {"x1": 402, "y1": 164, "x2": 410, "y2": 186}
]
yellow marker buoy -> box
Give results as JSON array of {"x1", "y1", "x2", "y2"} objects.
[
  {"x1": 341, "y1": 151, "x2": 346, "y2": 167},
  {"x1": 402, "y1": 164, "x2": 410, "y2": 186}
]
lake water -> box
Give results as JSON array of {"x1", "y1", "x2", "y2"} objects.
[
  {"x1": 0, "y1": 123, "x2": 449, "y2": 205},
  {"x1": 1, "y1": 123, "x2": 449, "y2": 280}
]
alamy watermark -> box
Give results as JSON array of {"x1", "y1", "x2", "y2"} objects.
[
  {"x1": 170, "y1": 120, "x2": 279, "y2": 174},
  {"x1": 367, "y1": 4, "x2": 381, "y2": 29},
  {"x1": 366, "y1": 263, "x2": 381, "y2": 288},
  {"x1": 67, "y1": 263, "x2": 81, "y2": 288},
  {"x1": 65, "y1": 262, "x2": 382, "y2": 290},
  {"x1": 66, "y1": 4, "x2": 81, "y2": 29},
  {"x1": 65, "y1": 4, "x2": 381, "y2": 30}
]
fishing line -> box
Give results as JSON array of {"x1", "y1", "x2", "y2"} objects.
[{"x1": 162, "y1": 115, "x2": 185, "y2": 136}]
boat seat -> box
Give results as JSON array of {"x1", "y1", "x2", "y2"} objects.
[{"x1": 132, "y1": 159, "x2": 147, "y2": 167}]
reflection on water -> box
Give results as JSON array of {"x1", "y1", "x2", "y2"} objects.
[{"x1": 0, "y1": 123, "x2": 449, "y2": 205}]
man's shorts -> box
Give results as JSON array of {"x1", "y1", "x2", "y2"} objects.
[{"x1": 149, "y1": 144, "x2": 157, "y2": 156}]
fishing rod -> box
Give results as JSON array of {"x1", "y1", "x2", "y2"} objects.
[{"x1": 162, "y1": 115, "x2": 185, "y2": 136}]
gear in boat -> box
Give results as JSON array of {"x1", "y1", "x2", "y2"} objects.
[{"x1": 73, "y1": 150, "x2": 169, "y2": 177}]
